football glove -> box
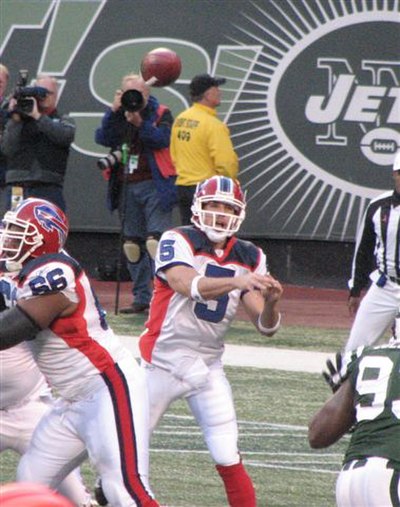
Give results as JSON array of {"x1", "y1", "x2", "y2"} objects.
[
  {"x1": 322, "y1": 352, "x2": 348, "y2": 393},
  {"x1": 94, "y1": 478, "x2": 108, "y2": 506}
]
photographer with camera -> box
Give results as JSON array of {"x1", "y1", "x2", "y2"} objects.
[
  {"x1": 0, "y1": 63, "x2": 10, "y2": 216},
  {"x1": 0, "y1": 74, "x2": 75, "y2": 211},
  {"x1": 95, "y1": 73, "x2": 176, "y2": 314}
]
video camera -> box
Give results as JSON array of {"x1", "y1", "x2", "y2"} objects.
[{"x1": 13, "y1": 69, "x2": 50, "y2": 115}]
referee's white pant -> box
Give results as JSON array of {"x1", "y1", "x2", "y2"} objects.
[
  {"x1": 345, "y1": 274, "x2": 400, "y2": 351},
  {"x1": 336, "y1": 457, "x2": 400, "y2": 507}
]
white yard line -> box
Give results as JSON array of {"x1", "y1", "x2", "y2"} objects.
[{"x1": 117, "y1": 336, "x2": 334, "y2": 374}]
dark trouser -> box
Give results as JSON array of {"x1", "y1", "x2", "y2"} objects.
[
  {"x1": 177, "y1": 185, "x2": 197, "y2": 226},
  {"x1": 6, "y1": 184, "x2": 66, "y2": 212},
  {"x1": 0, "y1": 185, "x2": 7, "y2": 218}
]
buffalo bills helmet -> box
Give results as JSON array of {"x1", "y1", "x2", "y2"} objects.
[
  {"x1": 0, "y1": 198, "x2": 69, "y2": 272},
  {"x1": 191, "y1": 176, "x2": 246, "y2": 242},
  {"x1": 0, "y1": 482, "x2": 74, "y2": 506}
]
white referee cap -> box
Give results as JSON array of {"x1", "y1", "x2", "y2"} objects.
[{"x1": 394, "y1": 151, "x2": 400, "y2": 171}]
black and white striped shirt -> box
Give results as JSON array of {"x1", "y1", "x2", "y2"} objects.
[{"x1": 349, "y1": 190, "x2": 400, "y2": 297}]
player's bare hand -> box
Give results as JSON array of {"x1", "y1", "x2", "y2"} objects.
[
  {"x1": 261, "y1": 275, "x2": 283, "y2": 303},
  {"x1": 348, "y1": 296, "x2": 360, "y2": 316},
  {"x1": 235, "y1": 273, "x2": 281, "y2": 294}
]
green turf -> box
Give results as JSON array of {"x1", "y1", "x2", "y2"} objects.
[
  {"x1": 0, "y1": 365, "x2": 345, "y2": 506},
  {"x1": 106, "y1": 312, "x2": 349, "y2": 352},
  {"x1": 0, "y1": 312, "x2": 352, "y2": 506},
  {"x1": 148, "y1": 367, "x2": 346, "y2": 506}
]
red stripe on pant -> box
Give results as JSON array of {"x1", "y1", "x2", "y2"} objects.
[{"x1": 103, "y1": 364, "x2": 159, "y2": 507}]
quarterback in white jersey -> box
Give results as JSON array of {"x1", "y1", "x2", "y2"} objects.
[
  {"x1": 139, "y1": 176, "x2": 283, "y2": 507},
  {"x1": 0, "y1": 198, "x2": 160, "y2": 507}
]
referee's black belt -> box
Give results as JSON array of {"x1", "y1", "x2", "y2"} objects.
[{"x1": 379, "y1": 271, "x2": 400, "y2": 284}]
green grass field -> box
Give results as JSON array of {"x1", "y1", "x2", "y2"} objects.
[
  {"x1": 0, "y1": 316, "x2": 352, "y2": 506},
  {"x1": 106, "y1": 312, "x2": 350, "y2": 352}
]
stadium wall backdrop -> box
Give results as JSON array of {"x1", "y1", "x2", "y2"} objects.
[
  {"x1": 2, "y1": 0, "x2": 398, "y2": 244},
  {"x1": 66, "y1": 231, "x2": 354, "y2": 289}
]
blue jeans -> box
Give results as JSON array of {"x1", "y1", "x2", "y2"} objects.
[{"x1": 120, "y1": 180, "x2": 172, "y2": 305}]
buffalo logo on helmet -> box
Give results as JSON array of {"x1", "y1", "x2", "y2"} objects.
[
  {"x1": 34, "y1": 204, "x2": 68, "y2": 245},
  {"x1": 0, "y1": 199, "x2": 69, "y2": 271}
]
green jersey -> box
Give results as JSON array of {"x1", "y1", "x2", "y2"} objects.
[{"x1": 343, "y1": 342, "x2": 400, "y2": 467}]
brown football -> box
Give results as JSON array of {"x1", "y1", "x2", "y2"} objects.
[{"x1": 140, "y1": 47, "x2": 182, "y2": 87}]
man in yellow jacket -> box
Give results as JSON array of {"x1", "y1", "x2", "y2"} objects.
[{"x1": 171, "y1": 74, "x2": 239, "y2": 224}]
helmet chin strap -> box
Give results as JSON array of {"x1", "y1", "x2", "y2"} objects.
[
  {"x1": 5, "y1": 260, "x2": 24, "y2": 273},
  {"x1": 4, "y1": 242, "x2": 42, "y2": 273}
]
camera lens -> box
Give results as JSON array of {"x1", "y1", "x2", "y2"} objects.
[
  {"x1": 120, "y1": 90, "x2": 144, "y2": 112},
  {"x1": 97, "y1": 151, "x2": 121, "y2": 170},
  {"x1": 97, "y1": 157, "x2": 110, "y2": 171}
]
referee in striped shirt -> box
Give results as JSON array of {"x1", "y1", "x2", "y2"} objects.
[{"x1": 346, "y1": 151, "x2": 400, "y2": 351}]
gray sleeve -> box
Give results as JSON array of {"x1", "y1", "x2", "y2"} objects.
[
  {"x1": 0, "y1": 305, "x2": 41, "y2": 350},
  {"x1": 36, "y1": 114, "x2": 76, "y2": 147},
  {"x1": 0, "y1": 119, "x2": 23, "y2": 156}
]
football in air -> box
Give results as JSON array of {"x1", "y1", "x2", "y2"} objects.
[{"x1": 140, "y1": 47, "x2": 182, "y2": 87}]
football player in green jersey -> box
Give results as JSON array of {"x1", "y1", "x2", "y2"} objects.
[{"x1": 308, "y1": 340, "x2": 400, "y2": 507}]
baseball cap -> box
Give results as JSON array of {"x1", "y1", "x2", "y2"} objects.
[
  {"x1": 393, "y1": 151, "x2": 400, "y2": 171},
  {"x1": 189, "y1": 74, "x2": 226, "y2": 97}
]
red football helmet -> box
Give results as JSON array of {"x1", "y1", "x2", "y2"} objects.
[
  {"x1": 0, "y1": 482, "x2": 74, "y2": 507},
  {"x1": 0, "y1": 198, "x2": 69, "y2": 272},
  {"x1": 191, "y1": 176, "x2": 246, "y2": 242}
]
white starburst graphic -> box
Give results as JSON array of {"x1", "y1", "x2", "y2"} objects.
[{"x1": 212, "y1": 1, "x2": 400, "y2": 241}]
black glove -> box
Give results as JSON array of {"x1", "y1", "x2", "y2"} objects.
[{"x1": 322, "y1": 352, "x2": 347, "y2": 393}]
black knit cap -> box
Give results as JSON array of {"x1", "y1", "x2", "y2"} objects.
[{"x1": 189, "y1": 74, "x2": 226, "y2": 97}]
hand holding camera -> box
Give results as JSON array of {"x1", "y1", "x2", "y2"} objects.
[
  {"x1": 111, "y1": 89, "x2": 123, "y2": 112},
  {"x1": 97, "y1": 150, "x2": 122, "y2": 171},
  {"x1": 10, "y1": 70, "x2": 49, "y2": 119},
  {"x1": 97, "y1": 144, "x2": 131, "y2": 177},
  {"x1": 14, "y1": 87, "x2": 47, "y2": 117}
]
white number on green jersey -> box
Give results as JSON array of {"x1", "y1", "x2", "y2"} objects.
[{"x1": 356, "y1": 356, "x2": 400, "y2": 421}]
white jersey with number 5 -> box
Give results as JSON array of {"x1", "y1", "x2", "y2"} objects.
[{"x1": 139, "y1": 226, "x2": 267, "y2": 371}]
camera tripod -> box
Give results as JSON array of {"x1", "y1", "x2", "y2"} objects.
[{"x1": 114, "y1": 144, "x2": 130, "y2": 315}]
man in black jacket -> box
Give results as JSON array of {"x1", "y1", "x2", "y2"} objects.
[
  {"x1": 0, "y1": 63, "x2": 10, "y2": 217},
  {"x1": 0, "y1": 74, "x2": 75, "y2": 211}
]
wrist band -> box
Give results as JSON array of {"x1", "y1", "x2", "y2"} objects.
[
  {"x1": 258, "y1": 312, "x2": 281, "y2": 334},
  {"x1": 190, "y1": 275, "x2": 206, "y2": 303}
]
